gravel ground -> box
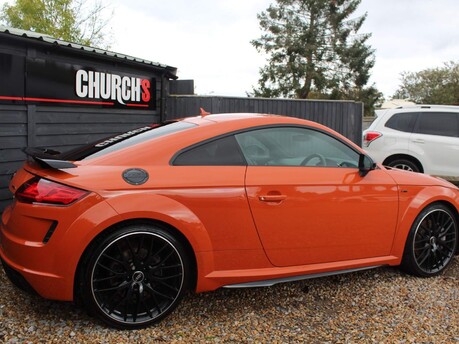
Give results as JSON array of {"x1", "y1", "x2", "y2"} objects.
[{"x1": 0, "y1": 258, "x2": 458, "y2": 343}]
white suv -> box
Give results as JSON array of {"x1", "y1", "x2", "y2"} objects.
[{"x1": 363, "y1": 105, "x2": 459, "y2": 181}]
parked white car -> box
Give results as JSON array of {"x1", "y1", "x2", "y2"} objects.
[{"x1": 363, "y1": 105, "x2": 459, "y2": 180}]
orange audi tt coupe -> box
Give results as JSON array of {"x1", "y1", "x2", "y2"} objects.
[{"x1": 1, "y1": 113, "x2": 458, "y2": 328}]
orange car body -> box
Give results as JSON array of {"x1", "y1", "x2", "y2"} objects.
[{"x1": 1, "y1": 113, "x2": 459, "y2": 302}]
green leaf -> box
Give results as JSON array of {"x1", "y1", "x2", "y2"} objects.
[{"x1": 0, "y1": 0, "x2": 113, "y2": 49}]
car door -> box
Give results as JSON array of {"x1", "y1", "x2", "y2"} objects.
[
  {"x1": 235, "y1": 126, "x2": 399, "y2": 267},
  {"x1": 410, "y1": 112, "x2": 459, "y2": 177}
]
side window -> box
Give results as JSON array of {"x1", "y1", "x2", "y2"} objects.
[
  {"x1": 235, "y1": 127, "x2": 360, "y2": 168},
  {"x1": 385, "y1": 112, "x2": 418, "y2": 132},
  {"x1": 414, "y1": 112, "x2": 459, "y2": 137},
  {"x1": 173, "y1": 135, "x2": 246, "y2": 166}
]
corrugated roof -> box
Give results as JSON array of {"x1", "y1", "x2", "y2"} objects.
[{"x1": 0, "y1": 25, "x2": 178, "y2": 78}]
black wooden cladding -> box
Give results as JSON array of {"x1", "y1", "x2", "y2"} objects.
[
  {"x1": 169, "y1": 80, "x2": 194, "y2": 95},
  {"x1": 0, "y1": 106, "x2": 25, "y2": 211},
  {"x1": 167, "y1": 96, "x2": 363, "y2": 145}
]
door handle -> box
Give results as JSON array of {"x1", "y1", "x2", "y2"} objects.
[
  {"x1": 259, "y1": 195, "x2": 287, "y2": 202},
  {"x1": 412, "y1": 139, "x2": 425, "y2": 144}
]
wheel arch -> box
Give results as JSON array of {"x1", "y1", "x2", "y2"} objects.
[
  {"x1": 420, "y1": 200, "x2": 459, "y2": 254},
  {"x1": 392, "y1": 187, "x2": 459, "y2": 260},
  {"x1": 74, "y1": 218, "x2": 199, "y2": 304},
  {"x1": 399, "y1": 200, "x2": 459, "y2": 276},
  {"x1": 398, "y1": 200, "x2": 459, "y2": 257},
  {"x1": 71, "y1": 193, "x2": 217, "y2": 303},
  {"x1": 383, "y1": 154, "x2": 424, "y2": 173},
  {"x1": 438, "y1": 200, "x2": 459, "y2": 255}
]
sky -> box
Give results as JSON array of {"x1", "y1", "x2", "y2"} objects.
[{"x1": 2, "y1": 0, "x2": 459, "y2": 99}]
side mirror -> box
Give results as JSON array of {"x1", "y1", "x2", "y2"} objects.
[{"x1": 358, "y1": 154, "x2": 376, "y2": 177}]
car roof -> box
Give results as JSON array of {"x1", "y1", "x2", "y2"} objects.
[
  {"x1": 371, "y1": 105, "x2": 459, "y2": 125},
  {"x1": 175, "y1": 113, "x2": 328, "y2": 136},
  {"x1": 181, "y1": 113, "x2": 305, "y2": 125},
  {"x1": 384, "y1": 105, "x2": 459, "y2": 112}
]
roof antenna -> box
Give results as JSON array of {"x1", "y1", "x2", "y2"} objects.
[{"x1": 200, "y1": 107, "x2": 210, "y2": 117}]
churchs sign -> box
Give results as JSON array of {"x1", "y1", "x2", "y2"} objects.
[
  {"x1": 75, "y1": 70, "x2": 152, "y2": 107},
  {"x1": 0, "y1": 53, "x2": 156, "y2": 109}
]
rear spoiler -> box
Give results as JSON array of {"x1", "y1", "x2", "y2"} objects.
[{"x1": 24, "y1": 148, "x2": 77, "y2": 169}]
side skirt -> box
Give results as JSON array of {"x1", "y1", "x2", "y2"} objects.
[{"x1": 223, "y1": 265, "x2": 383, "y2": 288}]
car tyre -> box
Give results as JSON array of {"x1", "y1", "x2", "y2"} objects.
[
  {"x1": 386, "y1": 158, "x2": 420, "y2": 172},
  {"x1": 401, "y1": 204, "x2": 458, "y2": 277},
  {"x1": 81, "y1": 224, "x2": 190, "y2": 329}
]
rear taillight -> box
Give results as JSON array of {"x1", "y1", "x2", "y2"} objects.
[
  {"x1": 363, "y1": 131, "x2": 382, "y2": 147},
  {"x1": 15, "y1": 177, "x2": 88, "y2": 205}
]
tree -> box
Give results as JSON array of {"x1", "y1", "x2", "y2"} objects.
[
  {"x1": 393, "y1": 61, "x2": 459, "y2": 105},
  {"x1": 0, "y1": 0, "x2": 112, "y2": 49},
  {"x1": 251, "y1": 0, "x2": 381, "y2": 115}
]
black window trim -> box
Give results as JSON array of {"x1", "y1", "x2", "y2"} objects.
[{"x1": 170, "y1": 124, "x2": 366, "y2": 166}]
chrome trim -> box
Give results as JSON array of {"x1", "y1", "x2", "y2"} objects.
[{"x1": 223, "y1": 265, "x2": 382, "y2": 288}]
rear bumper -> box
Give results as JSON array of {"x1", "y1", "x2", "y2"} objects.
[
  {"x1": 0, "y1": 204, "x2": 70, "y2": 299},
  {"x1": 0, "y1": 196, "x2": 122, "y2": 301}
]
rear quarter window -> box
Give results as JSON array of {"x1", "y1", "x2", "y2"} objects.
[
  {"x1": 173, "y1": 135, "x2": 246, "y2": 166},
  {"x1": 385, "y1": 112, "x2": 418, "y2": 132},
  {"x1": 60, "y1": 121, "x2": 197, "y2": 161}
]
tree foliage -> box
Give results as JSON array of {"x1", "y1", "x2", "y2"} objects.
[
  {"x1": 0, "y1": 0, "x2": 112, "y2": 49},
  {"x1": 251, "y1": 0, "x2": 381, "y2": 115},
  {"x1": 393, "y1": 61, "x2": 459, "y2": 105}
]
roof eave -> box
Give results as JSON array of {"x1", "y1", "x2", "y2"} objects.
[{"x1": 0, "y1": 26, "x2": 178, "y2": 79}]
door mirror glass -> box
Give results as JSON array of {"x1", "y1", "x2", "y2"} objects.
[{"x1": 359, "y1": 154, "x2": 376, "y2": 177}]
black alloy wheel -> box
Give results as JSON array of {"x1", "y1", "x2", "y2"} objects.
[
  {"x1": 401, "y1": 204, "x2": 458, "y2": 277},
  {"x1": 82, "y1": 225, "x2": 189, "y2": 329}
]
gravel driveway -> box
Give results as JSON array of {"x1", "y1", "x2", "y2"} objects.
[{"x1": 1, "y1": 258, "x2": 458, "y2": 343}]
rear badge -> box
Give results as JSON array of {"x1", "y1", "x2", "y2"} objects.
[{"x1": 122, "y1": 168, "x2": 149, "y2": 185}]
